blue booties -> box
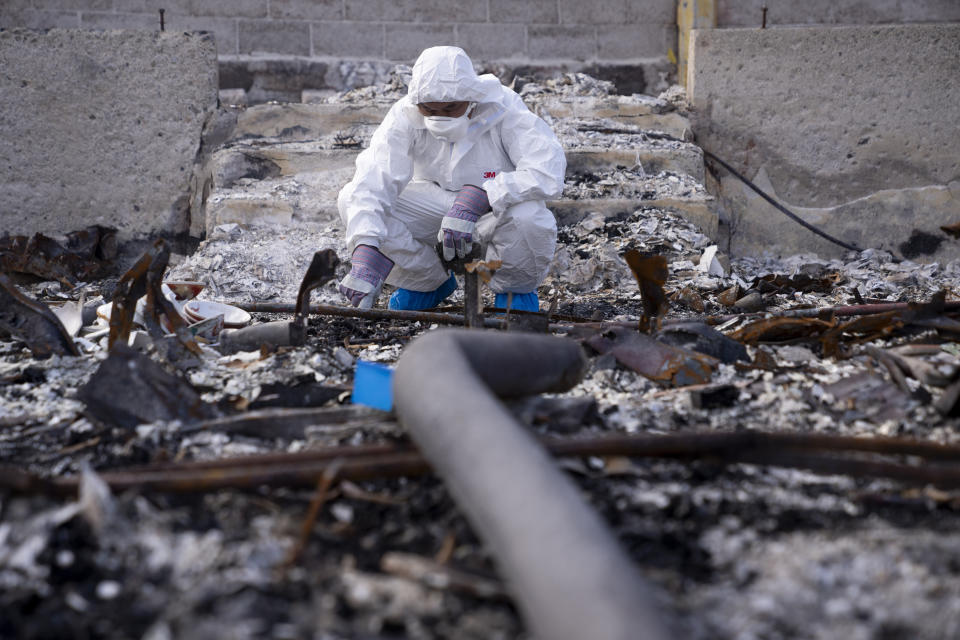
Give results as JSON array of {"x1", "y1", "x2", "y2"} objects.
[
  {"x1": 389, "y1": 274, "x2": 457, "y2": 310},
  {"x1": 495, "y1": 292, "x2": 540, "y2": 312}
]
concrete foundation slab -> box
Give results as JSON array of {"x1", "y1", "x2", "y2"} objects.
[{"x1": 0, "y1": 28, "x2": 218, "y2": 241}]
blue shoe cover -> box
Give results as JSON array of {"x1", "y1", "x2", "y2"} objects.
[
  {"x1": 389, "y1": 274, "x2": 457, "y2": 310},
  {"x1": 495, "y1": 292, "x2": 539, "y2": 312}
]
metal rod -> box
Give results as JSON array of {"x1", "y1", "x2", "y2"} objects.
[
  {"x1": 13, "y1": 430, "x2": 960, "y2": 497},
  {"x1": 762, "y1": 5, "x2": 768, "y2": 28},
  {"x1": 703, "y1": 148, "x2": 864, "y2": 252},
  {"x1": 239, "y1": 301, "x2": 505, "y2": 328},
  {"x1": 464, "y1": 271, "x2": 483, "y2": 328},
  {"x1": 159, "y1": 8, "x2": 165, "y2": 31},
  {"x1": 234, "y1": 298, "x2": 960, "y2": 335}
]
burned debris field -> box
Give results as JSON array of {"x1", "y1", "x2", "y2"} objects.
[{"x1": 3, "y1": 75, "x2": 960, "y2": 640}]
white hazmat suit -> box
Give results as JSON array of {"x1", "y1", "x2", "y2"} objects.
[{"x1": 337, "y1": 46, "x2": 566, "y2": 296}]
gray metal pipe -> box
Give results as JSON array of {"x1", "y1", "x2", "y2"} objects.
[{"x1": 393, "y1": 329, "x2": 670, "y2": 640}]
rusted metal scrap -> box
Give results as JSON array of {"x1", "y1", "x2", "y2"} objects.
[
  {"x1": 730, "y1": 316, "x2": 835, "y2": 345},
  {"x1": 941, "y1": 221, "x2": 960, "y2": 239},
  {"x1": 820, "y1": 312, "x2": 903, "y2": 357},
  {"x1": 294, "y1": 248, "x2": 341, "y2": 340},
  {"x1": 753, "y1": 270, "x2": 843, "y2": 295},
  {"x1": 622, "y1": 249, "x2": 669, "y2": 331},
  {"x1": 77, "y1": 343, "x2": 219, "y2": 429},
  {"x1": 0, "y1": 272, "x2": 79, "y2": 358},
  {"x1": 585, "y1": 325, "x2": 718, "y2": 386},
  {"x1": 12, "y1": 430, "x2": 960, "y2": 496},
  {"x1": 0, "y1": 225, "x2": 117, "y2": 285},
  {"x1": 107, "y1": 239, "x2": 201, "y2": 356},
  {"x1": 655, "y1": 321, "x2": 748, "y2": 364}
]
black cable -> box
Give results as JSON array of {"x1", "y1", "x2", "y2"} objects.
[{"x1": 701, "y1": 148, "x2": 866, "y2": 253}]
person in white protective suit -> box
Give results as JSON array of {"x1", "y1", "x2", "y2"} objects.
[{"x1": 336, "y1": 45, "x2": 566, "y2": 312}]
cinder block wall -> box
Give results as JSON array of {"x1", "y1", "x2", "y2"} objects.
[
  {"x1": 716, "y1": 0, "x2": 960, "y2": 28},
  {"x1": 0, "y1": 0, "x2": 676, "y2": 61},
  {"x1": 0, "y1": 0, "x2": 677, "y2": 96}
]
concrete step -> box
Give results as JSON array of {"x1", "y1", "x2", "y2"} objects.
[
  {"x1": 229, "y1": 99, "x2": 692, "y2": 143},
  {"x1": 210, "y1": 142, "x2": 705, "y2": 189},
  {"x1": 550, "y1": 197, "x2": 717, "y2": 238},
  {"x1": 234, "y1": 103, "x2": 388, "y2": 140},
  {"x1": 566, "y1": 147, "x2": 704, "y2": 183},
  {"x1": 203, "y1": 99, "x2": 713, "y2": 239}
]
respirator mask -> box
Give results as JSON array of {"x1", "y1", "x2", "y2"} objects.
[{"x1": 423, "y1": 103, "x2": 476, "y2": 142}]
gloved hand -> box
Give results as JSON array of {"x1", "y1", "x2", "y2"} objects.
[
  {"x1": 437, "y1": 185, "x2": 490, "y2": 261},
  {"x1": 338, "y1": 244, "x2": 394, "y2": 309}
]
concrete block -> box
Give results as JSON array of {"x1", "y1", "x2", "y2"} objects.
[
  {"x1": 239, "y1": 19, "x2": 310, "y2": 55},
  {"x1": 457, "y1": 23, "x2": 526, "y2": 60},
  {"x1": 113, "y1": 0, "x2": 268, "y2": 19},
  {"x1": 688, "y1": 24, "x2": 960, "y2": 259},
  {"x1": 385, "y1": 24, "x2": 455, "y2": 61},
  {"x1": 528, "y1": 25, "x2": 595, "y2": 61},
  {"x1": 689, "y1": 24, "x2": 960, "y2": 206},
  {"x1": 725, "y1": 172, "x2": 960, "y2": 263},
  {"x1": 165, "y1": 15, "x2": 239, "y2": 55},
  {"x1": 271, "y1": 0, "x2": 342, "y2": 21},
  {"x1": 0, "y1": 28, "x2": 218, "y2": 240},
  {"x1": 80, "y1": 12, "x2": 158, "y2": 29},
  {"x1": 716, "y1": 0, "x2": 960, "y2": 27},
  {"x1": 489, "y1": 0, "x2": 558, "y2": 24},
  {"x1": 0, "y1": 0, "x2": 32, "y2": 13},
  {"x1": 0, "y1": 9, "x2": 79, "y2": 29},
  {"x1": 561, "y1": 0, "x2": 674, "y2": 25},
  {"x1": 35, "y1": 0, "x2": 110, "y2": 10},
  {"x1": 596, "y1": 23, "x2": 674, "y2": 59},
  {"x1": 312, "y1": 21, "x2": 384, "y2": 58},
  {"x1": 347, "y1": 0, "x2": 487, "y2": 23}
]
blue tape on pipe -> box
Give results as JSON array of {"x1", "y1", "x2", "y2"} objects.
[{"x1": 351, "y1": 360, "x2": 394, "y2": 411}]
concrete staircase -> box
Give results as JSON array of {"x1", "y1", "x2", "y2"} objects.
[{"x1": 198, "y1": 91, "x2": 717, "y2": 239}]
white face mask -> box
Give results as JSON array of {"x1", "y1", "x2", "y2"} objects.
[{"x1": 423, "y1": 103, "x2": 476, "y2": 142}]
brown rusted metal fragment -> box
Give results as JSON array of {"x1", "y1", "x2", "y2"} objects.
[
  {"x1": 622, "y1": 249, "x2": 669, "y2": 331},
  {"x1": 585, "y1": 326, "x2": 717, "y2": 386},
  {"x1": 108, "y1": 241, "x2": 161, "y2": 349},
  {"x1": 753, "y1": 271, "x2": 843, "y2": 295},
  {"x1": 717, "y1": 284, "x2": 741, "y2": 307},
  {"x1": 730, "y1": 316, "x2": 835, "y2": 345},
  {"x1": 295, "y1": 249, "x2": 341, "y2": 322},
  {"x1": 941, "y1": 222, "x2": 960, "y2": 239},
  {"x1": 820, "y1": 312, "x2": 902, "y2": 357},
  {"x1": 0, "y1": 272, "x2": 79, "y2": 358},
  {"x1": 0, "y1": 226, "x2": 118, "y2": 285},
  {"x1": 670, "y1": 286, "x2": 705, "y2": 312}
]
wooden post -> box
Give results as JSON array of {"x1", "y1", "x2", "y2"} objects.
[{"x1": 677, "y1": 0, "x2": 716, "y2": 89}]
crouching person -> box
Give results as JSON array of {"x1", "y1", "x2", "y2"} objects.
[{"x1": 337, "y1": 45, "x2": 566, "y2": 312}]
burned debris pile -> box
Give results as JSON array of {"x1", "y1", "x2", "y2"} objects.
[{"x1": 3, "y1": 74, "x2": 960, "y2": 640}]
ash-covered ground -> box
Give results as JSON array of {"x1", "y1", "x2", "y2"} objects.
[{"x1": 2, "y1": 75, "x2": 960, "y2": 640}]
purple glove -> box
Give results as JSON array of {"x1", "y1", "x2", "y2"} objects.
[
  {"x1": 338, "y1": 245, "x2": 394, "y2": 308},
  {"x1": 437, "y1": 185, "x2": 490, "y2": 261}
]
